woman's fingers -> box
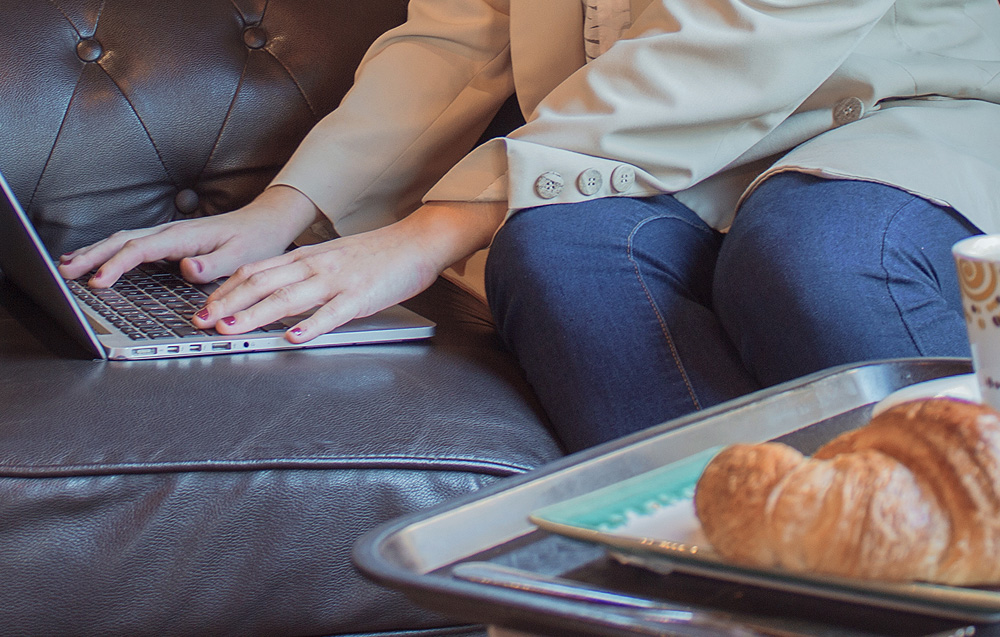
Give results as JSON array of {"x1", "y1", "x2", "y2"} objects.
[
  {"x1": 89, "y1": 225, "x2": 208, "y2": 287},
  {"x1": 57, "y1": 226, "x2": 168, "y2": 282},
  {"x1": 284, "y1": 296, "x2": 362, "y2": 343},
  {"x1": 205, "y1": 269, "x2": 365, "y2": 343},
  {"x1": 207, "y1": 251, "x2": 300, "y2": 300},
  {"x1": 191, "y1": 225, "x2": 436, "y2": 340},
  {"x1": 176, "y1": 234, "x2": 269, "y2": 285},
  {"x1": 168, "y1": 201, "x2": 499, "y2": 341},
  {"x1": 57, "y1": 219, "x2": 238, "y2": 286},
  {"x1": 194, "y1": 259, "x2": 319, "y2": 330},
  {"x1": 55, "y1": 185, "x2": 323, "y2": 287},
  {"x1": 178, "y1": 188, "x2": 322, "y2": 283}
]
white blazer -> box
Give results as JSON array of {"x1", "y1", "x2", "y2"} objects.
[{"x1": 274, "y1": 0, "x2": 1000, "y2": 294}]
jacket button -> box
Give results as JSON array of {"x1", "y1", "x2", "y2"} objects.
[
  {"x1": 610, "y1": 165, "x2": 635, "y2": 193},
  {"x1": 174, "y1": 189, "x2": 200, "y2": 215},
  {"x1": 243, "y1": 26, "x2": 268, "y2": 49},
  {"x1": 534, "y1": 172, "x2": 565, "y2": 199},
  {"x1": 76, "y1": 38, "x2": 103, "y2": 62},
  {"x1": 577, "y1": 169, "x2": 603, "y2": 196},
  {"x1": 833, "y1": 97, "x2": 865, "y2": 126}
]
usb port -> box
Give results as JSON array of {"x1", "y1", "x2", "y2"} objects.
[
  {"x1": 167, "y1": 346, "x2": 181, "y2": 354},
  {"x1": 190, "y1": 344, "x2": 202, "y2": 352},
  {"x1": 212, "y1": 342, "x2": 232, "y2": 351},
  {"x1": 132, "y1": 347, "x2": 157, "y2": 356}
]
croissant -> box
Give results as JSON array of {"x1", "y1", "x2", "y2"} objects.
[{"x1": 693, "y1": 398, "x2": 1000, "y2": 585}]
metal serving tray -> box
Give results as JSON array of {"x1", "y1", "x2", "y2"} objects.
[{"x1": 354, "y1": 358, "x2": 996, "y2": 637}]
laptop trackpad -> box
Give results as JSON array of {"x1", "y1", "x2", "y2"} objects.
[{"x1": 84, "y1": 313, "x2": 111, "y2": 335}]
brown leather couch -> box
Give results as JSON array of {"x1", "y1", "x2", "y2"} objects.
[{"x1": 0, "y1": 2, "x2": 563, "y2": 635}]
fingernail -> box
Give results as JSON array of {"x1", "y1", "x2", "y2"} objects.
[
  {"x1": 289, "y1": 327, "x2": 303, "y2": 338},
  {"x1": 195, "y1": 309, "x2": 210, "y2": 321},
  {"x1": 190, "y1": 259, "x2": 204, "y2": 274},
  {"x1": 222, "y1": 316, "x2": 237, "y2": 326},
  {"x1": 60, "y1": 254, "x2": 74, "y2": 263}
]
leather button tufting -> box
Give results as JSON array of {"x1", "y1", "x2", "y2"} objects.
[
  {"x1": 174, "y1": 189, "x2": 200, "y2": 215},
  {"x1": 76, "y1": 38, "x2": 103, "y2": 62},
  {"x1": 243, "y1": 26, "x2": 268, "y2": 49}
]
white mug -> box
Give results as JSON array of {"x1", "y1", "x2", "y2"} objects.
[{"x1": 953, "y1": 235, "x2": 1000, "y2": 410}]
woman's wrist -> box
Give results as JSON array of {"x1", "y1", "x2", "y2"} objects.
[
  {"x1": 404, "y1": 201, "x2": 508, "y2": 273},
  {"x1": 258, "y1": 184, "x2": 325, "y2": 231}
]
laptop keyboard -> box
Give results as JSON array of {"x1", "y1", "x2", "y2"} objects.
[{"x1": 66, "y1": 263, "x2": 284, "y2": 341}]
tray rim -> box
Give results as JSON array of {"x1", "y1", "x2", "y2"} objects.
[
  {"x1": 528, "y1": 450, "x2": 1000, "y2": 623},
  {"x1": 353, "y1": 357, "x2": 978, "y2": 634}
]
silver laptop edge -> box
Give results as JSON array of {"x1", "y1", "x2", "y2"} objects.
[{"x1": 0, "y1": 170, "x2": 434, "y2": 360}]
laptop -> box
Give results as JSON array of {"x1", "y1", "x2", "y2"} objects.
[{"x1": 0, "y1": 170, "x2": 435, "y2": 360}]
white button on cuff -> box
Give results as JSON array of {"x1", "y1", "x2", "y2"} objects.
[
  {"x1": 577, "y1": 169, "x2": 603, "y2": 196},
  {"x1": 610, "y1": 165, "x2": 636, "y2": 193},
  {"x1": 832, "y1": 97, "x2": 865, "y2": 126},
  {"x1": 534, "y1": 172, "x2": 565, "y2": 199}
]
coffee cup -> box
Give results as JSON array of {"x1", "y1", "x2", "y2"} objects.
[{"x1": 953, "y1": 235, "x2": 1000, "y2": 409}]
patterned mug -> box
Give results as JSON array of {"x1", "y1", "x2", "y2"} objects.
[{"x1": 954, "y1": 235, "x2": 1000, "y2": 410}]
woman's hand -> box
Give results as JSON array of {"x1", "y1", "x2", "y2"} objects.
[
  {"x1": 191, "y1": 200, "x2": 507, "y2": 342},
  {"x1": 57, "y1": 185, "x2": 322, "y2": 287}
]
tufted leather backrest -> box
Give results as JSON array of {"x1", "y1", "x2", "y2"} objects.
[{"x1": 0, "y1": 0, "x2": 409, "y2": 256}]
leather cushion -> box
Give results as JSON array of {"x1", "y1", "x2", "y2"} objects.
[
  {"x1": 0, "y1": 276, "x2": 562, "y2": 635},
  {"x1": 0, "y1": 1, "x2": 562, "y2": 634}
]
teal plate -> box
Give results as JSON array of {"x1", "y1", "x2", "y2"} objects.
[{"x1": 530, "y1": 446, "x2": 1000, "y2": 622}]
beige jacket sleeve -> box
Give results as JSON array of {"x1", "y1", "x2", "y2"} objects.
[
  {"x1": 270, "y1": 0, "x2": 514, "y2": 237},
  {"x1": 425, "y1": 0, "x2": 900, "y2": 222}
]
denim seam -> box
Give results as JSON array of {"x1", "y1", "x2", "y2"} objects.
[
  {"x1": 880, "y1": 198, "x2": 931, "y2": 355},
  {"x1": 626, "y1": 215, "x2": 704, "y2": 411}
]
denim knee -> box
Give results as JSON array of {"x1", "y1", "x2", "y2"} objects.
[
  {"x1": 485, "y1": 196, "x2": 756, "y2": 450},
  {"x1": 486, "y1": 196, "x2": 718, "y2": 329},
  {"x1": 485, "y1": 205, "x2": 554, "y2": 305},
  {"x1": 715, "y1": 172, "x2": 976, "y2": 386}
]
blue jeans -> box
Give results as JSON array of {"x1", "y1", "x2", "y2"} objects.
[
  {"x1": 715, "y1": 172, "x2": 977, "y2": 387},
  {"x1": 486, "y1": 172, "x2": 978, "y2": 451}
]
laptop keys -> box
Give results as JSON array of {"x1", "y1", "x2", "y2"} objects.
[{"x1": 68, "y1": 265, "x2": 274, "y2": 341}]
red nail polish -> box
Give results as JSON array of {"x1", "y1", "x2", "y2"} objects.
[
  {"x1": 222, "y1": 316, "x2": 237, "y2": 326},
  {"x1": 289, "y1": 327, "x2": 303, "y2": 338},
  {"x1": 195, "y1": 309, "x2": 210, "y2": 321}
]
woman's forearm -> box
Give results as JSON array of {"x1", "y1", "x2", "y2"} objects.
[{"x1": 401, "y1": 200, "x2": 509, "y2": 276}]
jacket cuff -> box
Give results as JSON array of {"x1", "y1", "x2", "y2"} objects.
[{"x1": 424, "y1": 137, "x2": 658, "y2": 211}]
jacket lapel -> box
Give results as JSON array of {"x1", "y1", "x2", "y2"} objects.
[{"x1": 510, "y1": 0, "x2": 585, "y2": 118}]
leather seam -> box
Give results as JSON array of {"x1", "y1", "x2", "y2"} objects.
[
  {"x1": 93, "y1": 64, "x2": 179, "y2": 189},
  {"x1": 46, "y1": 0, "x2": 105, "y2": 36},
  {"x1": 45, "y1": 0, "x2": 78, "y2": 34},
  {"x1": 0, "y1": 456, "x2": 535, "y2": 479},
  {"x1": 259, "y1": 0, "x2": 319, "y2": 121},
  {"x1": 196, "y1": 54, "x2": 251, "y2": 185},
  {"x1": 92, "y1": 0, "x2": 107, "y2": 36},
  {"x1": 30, "y1": 0, "x2": 105, "y2": 212},
  {"x1": 264, "y1": 49, "x2": 319, "y2": 119},
  {"x1": 26, "y1": 71, "x2": 83, "y2": 213}
]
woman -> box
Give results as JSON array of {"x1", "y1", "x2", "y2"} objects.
[{"x1": 59, "y1": 0, "x2": 1000, "y2": 450}]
